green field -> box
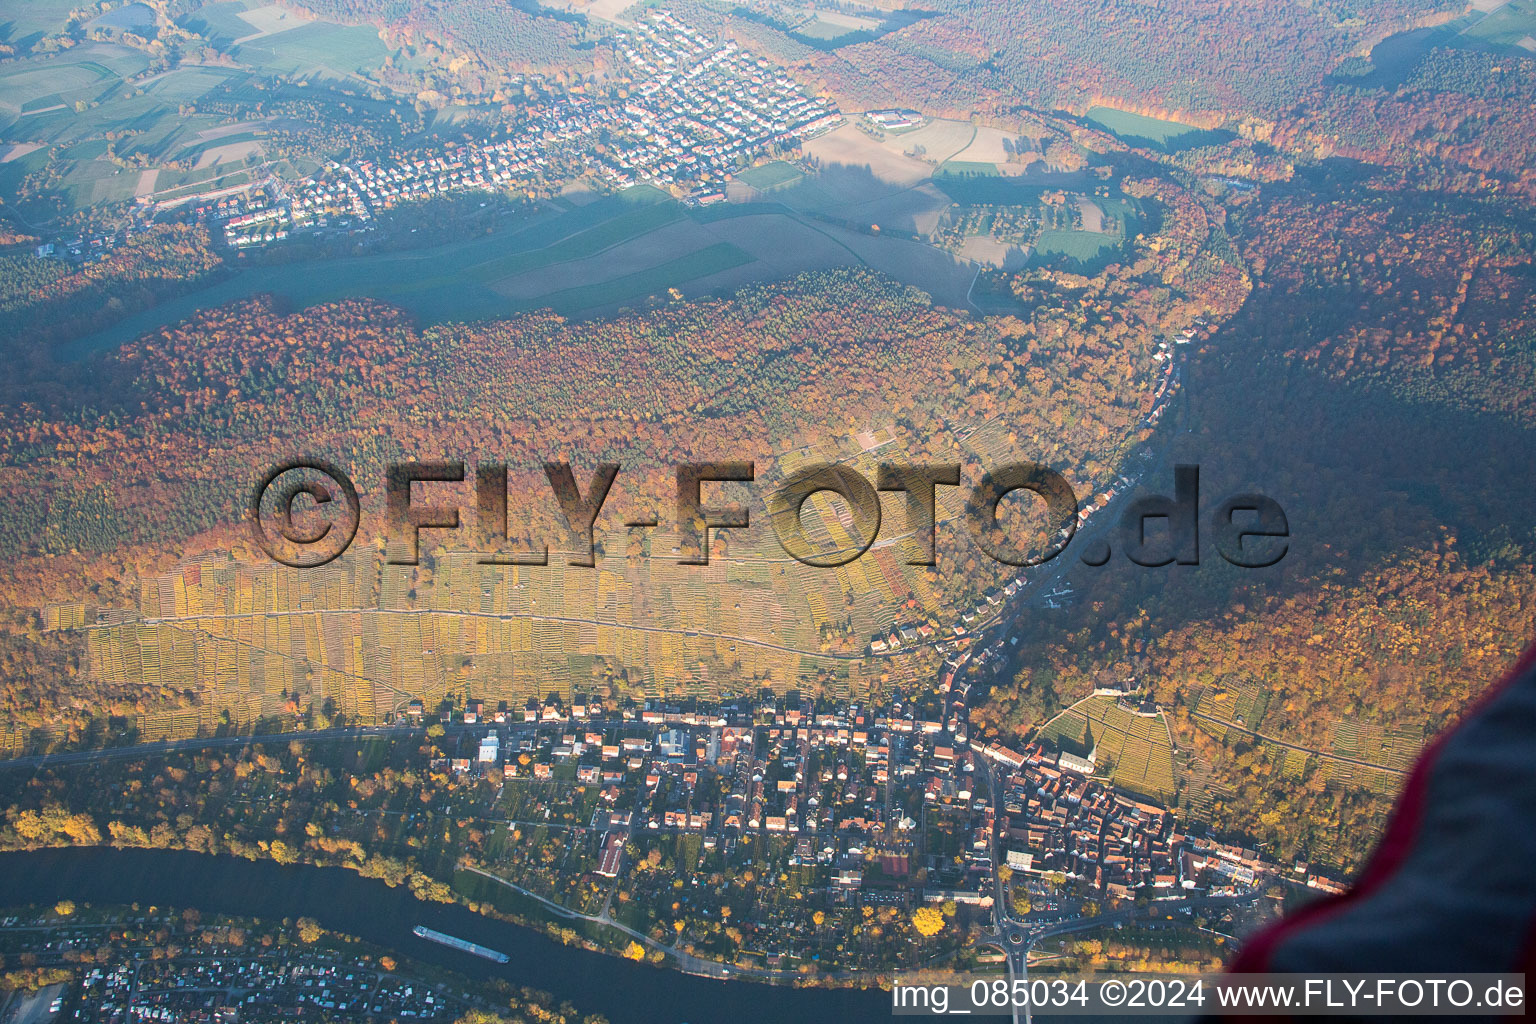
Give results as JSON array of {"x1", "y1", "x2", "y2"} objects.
[
  {"x1": 0, "y1": 0, "x2": 83, "y2": 50},
  {"x1": 1086, "y1": 106, "x2": 1200, "y2": 146},
  {"x1": 1084, "y1": 106, "x2": 1234, "y2": 153},
  {"x1": 231, "y1": 21, "x2": 390, "y2": 78},
  {"x1": 88, "y1": 2, "x2": 157, "y2": 31},
  {"x1": 738, "y1": 161, "x2": 805, "y2": 191},
  {"x1": 932, "y1": 170, "x2": 1094, "y2": 205},
  {"x1": 935, "y1": 159, "x2": 1000, "y2": 177},
  {"x1": 1035, "y1": 228, "x2": 1121, "y2": 262},
  {"x1": 156, "y1": 158, "x2": 261, "y2": 192},
  {"x1": 522, "y1": 241, "x2": 754, "y2": 314},
  {"x1": 796, "y1": 17, "x2": 858, "y2": 40},
  {"x1": 0, "y1": 51, "x2": 140, "y2": 111},
  {"x1": 1464, "y1": 0, "x2": 1536, "y2": 50},
  {"x1": 61, "y1": 187, "x2": 756, "y2": 355},
  {"x1": 1038, "y1": 707, "x2": 1092, "y2": 757},
  {"x1": 0, "y1": 45, "x2": 263, "y2": 217},
  {"x1": 146, "y1": 65, "x2": 244, "y2": 104},
  {"x1": 178, "y1": 0, "x2": 268, "y2": 45},
  {"x1": 56, "y1": 157, "x2": 141, "y2": 209}
]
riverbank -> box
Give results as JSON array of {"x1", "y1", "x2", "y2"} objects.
[{"x1": 0, "y1": 848, "x2": 891, "y2": 1024}]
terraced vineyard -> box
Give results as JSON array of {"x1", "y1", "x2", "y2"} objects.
[
  {"x1": 44, "y1": 415, "x2": 1058, "y2": 736},
  {"x1": 1037, "y1": 695, "x2": 1178, "y2": 802}
]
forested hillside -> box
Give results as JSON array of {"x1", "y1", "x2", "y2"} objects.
[{"x1": 970, "y1": 170, "x2": 1536, "y2": 872}]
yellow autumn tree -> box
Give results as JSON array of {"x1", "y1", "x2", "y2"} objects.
[{"x1": 912, "y1": 906, "x2": 944, "y2": 937}]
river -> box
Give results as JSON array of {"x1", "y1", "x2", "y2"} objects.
[
  {"x1": 0, "y1": 848, "x2": 889, "y2": 1024},
  {"x1": 0, "y1": 849, "x2": 1157, "y2": 1022}
]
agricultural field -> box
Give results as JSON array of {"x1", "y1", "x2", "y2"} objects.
[
  {"x1": 931, "y1": 169, "x2": 1095, "y2": 206},
  {"x1": 61, "y1": 189, "x2": 684, "y2": 353},
  {"x1": 0, "y1": 0, "x2": 415, "y2": 223},
  {"x1": 61, "y1": 548, "x2": 917, "y2": 737},
  {"x1": 689, "y1": 209, "x2": 861, "y2": 275},
  {"x1": 0, "y1": 45, "x2": 271, "y2": 218},
  {"x1": 62, "y1": 178, "x2": 991, "y2": 358},
  {"x1": 942, "y1": 124, "x2": 1035, "y2": 169},
  {"x1": 0, "y1": 44, "x2": 149, "y2": 118},
  {"x1": 46, "y1": 415, "x2": 1017, "y2": 738},
  {"x1": 1463, "y1": 0, "x2": 1536, "y2": 51},
  {"x1": 956, "y1": 235, "x2": 1029, "y2": 269},
  {"x1": 931, "y1": 182, "x2": 1133, "y2": 272},
  {"x1": 229, "y1": 20, "x2": 391, "y2": 78},
  {"x1": 0, "y1": 0, "x2": 82, "y2": 48},
  {"x1": 531, "y1": 0, "x2": 642, "y2": 23},
  {"x1": 1303, "y1": 718, "x2": 1417, "y2": 797},
  {"x1": 1032, "y1": 194, "x2": 1136, "y2": 267},
  {"x1": 880, "y1": 117, "x2": 975, "y2": 161},
  {"x1": 180, "y1": 0, "x2": 316, "y2": 45},
  {"x1": 89, "y1": 2, "x2": 158, "y2": 32},
  {"x1": 802, "y1": 123, "x2": 935, "y2": 186},
  {"x1": 505, "y1": 240, "x2": 755, "y2": 315},
  {"x1": 805, "y1": 219, "x2": 976, "y2": 306},
  {"x1": 1191, "y1": 679, "x2": 1272, "y2": 737},
  {"x1": 796, "y1": 15, "x2": 864, "y2": 41}
]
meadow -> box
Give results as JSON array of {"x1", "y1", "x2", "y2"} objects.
[
  {"x1": 508, "y1": 240, "x2": 754, "y2": 315},
  {"x1": 0, "y1": 45, "x2": 267, "y2": 218},
  {"x1": 1084, "y1": 106, "x2": 1233, "y2": 153},
  {"x1": 931, "y1": 169, "x2": 1094, "y2": 205},
  {"x1": 737, "y1": 161, "x2": 805, "y2": 191},
  {"x1": 1034, "y1": 228, "x2": 1120, "y2": 263},
  {"x1": 0, "y1": 44, "x2": 147, "y2": 113},
  {"x1": 1463, "y1": 0, "x2": 1536, "y2": 51},
  {"x1": 56, "y1": 473, "x2": 948, "y2": 739},
  {"x1": 179, "y1": 0, "x2": 314, "y2": 45},
  {"x1": 35, "y1": 375, "x2": 1066, "y2": 743},
  {"x1": 63, "y1": 170, "x2": 995, "y2": 357},
  {"x1": 63, "y1": 188, "x2": 690, "y2": 354},
  {"x1": 230, "y1": 20, "x2": 390, "y2": 78},
  {"x1": 934, "y1": 159, "x2": 1000, "y2": 177},
  {"x1": 0, "y1": 0, "x2": 81, "y2": 51}
]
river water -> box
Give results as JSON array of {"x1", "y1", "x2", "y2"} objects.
[
  {"x1": 0, "y1": 849, "x2": 1157, "y2": 1022},
  {"x1": 0, "y1": 848, "x2": 889, "y2": 1024}
]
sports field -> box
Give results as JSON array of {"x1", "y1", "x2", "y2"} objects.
[{"x1": 738, "y1": 161, "x2": 805, "y2": 191}]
